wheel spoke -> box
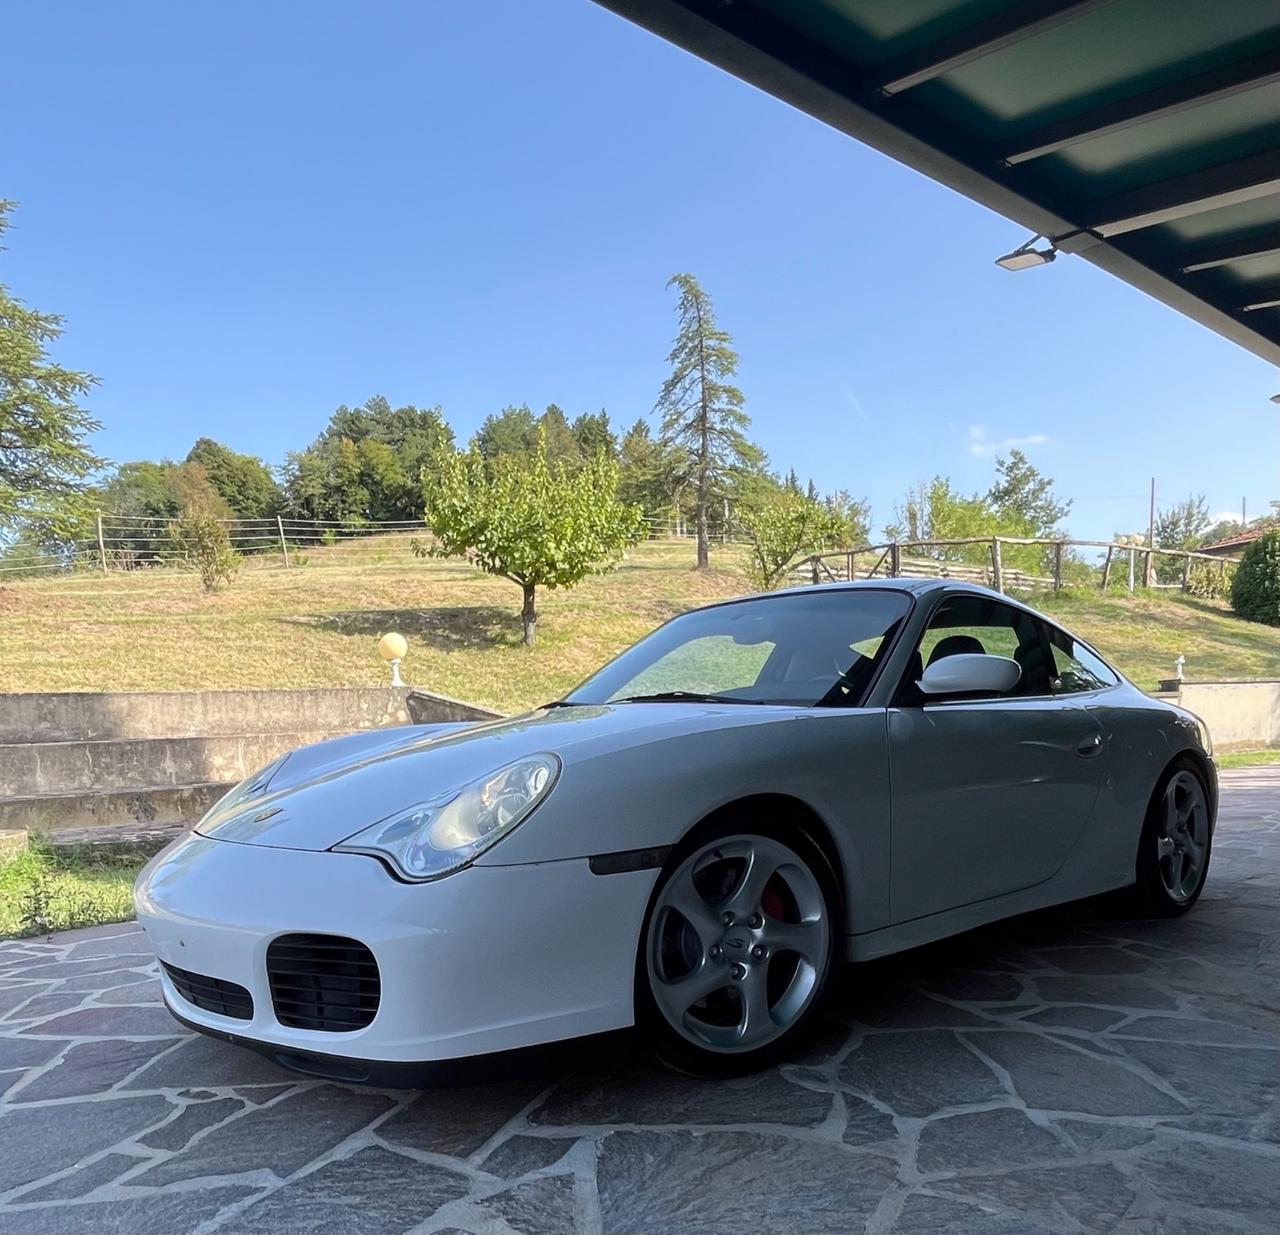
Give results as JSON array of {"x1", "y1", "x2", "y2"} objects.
[
  {"x1": 655, "y1": 959, "x2": 728, "y2": 1020},
  {"x1": 723, "y1": 844, "x2": 779, "y2": 920},
  {"x1": 1156, "y1": 835, "x2": 1176, "y2": 861},
  {"x1": 664, "y1": 865, "x2": 722, "y2": 951},
  {"x1": 761, "y1": 917, "x2": 821, "y2": 961},
  {"x1": 736, "y1": 966, "x2": 777, "y2": 1048}
]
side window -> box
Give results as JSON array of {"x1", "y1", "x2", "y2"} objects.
[
  {"x1": 1043, "y1": 625, "x2": 1118, "y2": 695},
  {"x1": 900, "y1": 594, "x2": 1051, "y2": 704}
]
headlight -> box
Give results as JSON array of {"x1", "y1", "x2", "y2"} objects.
[
  {"x1": 1194, "y1": 714, "x2": 1213, "y2": 758},
  {"x1": 332, "y1": 754, "x2": 559, "y2": 881}
]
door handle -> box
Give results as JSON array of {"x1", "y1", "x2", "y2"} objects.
[{"x1": 1075, "y1": 734, "x2": 1103, "y2": 757}]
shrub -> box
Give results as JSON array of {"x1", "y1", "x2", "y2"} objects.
[
  {"x1": 1187, "y1": 560, "x2": 1232, "y2": 600},
  {"x1": 1229, "y1": 532, "x2": 1280, "y2": 623},
  {"x1": 169, "y1": 509, "x2": 240, "y2": 592}
]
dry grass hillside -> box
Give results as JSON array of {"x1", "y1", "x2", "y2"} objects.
[{"x1": 1, "y1": 540, "x2": 1278, "y2": 713}]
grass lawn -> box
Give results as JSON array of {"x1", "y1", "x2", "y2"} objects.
[
  {"x1": 0, "y1": 843, "x2": 144, "y2": 939},
  {"x1": 1, "y1": 539, "x2": 1278, "y2": 712},
  {"x1": 1215, "y1": 749, "x2": 1280, "y2": 770}
]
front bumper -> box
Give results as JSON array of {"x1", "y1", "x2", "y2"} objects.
[{"x1": 135, "y1": 833, "x2": 656, "y2": 1066}]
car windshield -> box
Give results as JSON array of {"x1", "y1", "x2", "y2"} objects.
[{"x1": 561, "y1": 589, "x2": 912, "y2": 708}]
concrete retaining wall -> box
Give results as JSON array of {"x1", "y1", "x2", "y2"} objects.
[
  {"x1": 0, "y1": 687, "x2": 494, "y2": 744},
  {"x1": 1176, "y1": 680, "x2": 1280, "y2": 751},
  {"x1": 0, "y1": 687, "x2": 501, "y2": 832}
]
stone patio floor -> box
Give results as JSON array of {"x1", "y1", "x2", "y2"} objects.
[{"x1": 0, "y1": 767, "x2": 1276, "y2": 1234}]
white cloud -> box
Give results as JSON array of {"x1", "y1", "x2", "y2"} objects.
[
  {"x1": 966, "y1": 424, "x2": 1049, "y2": 458},
  {"x1": 1210, "y1": 510, "x2": 1244, "y2": 525}
]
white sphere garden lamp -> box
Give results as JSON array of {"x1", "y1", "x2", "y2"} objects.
[{"x1": 378, "y1": 632, "x2": 408, "y2": 687}]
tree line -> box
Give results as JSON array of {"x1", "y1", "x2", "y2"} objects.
[{"x1": 1, "y1": 197, "x2": 1253, "y2": 641}]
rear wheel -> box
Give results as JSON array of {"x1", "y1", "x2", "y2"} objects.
[
  {"x1": 637, "y1": 824, "x2": 840, "y2": 1077},
  {"x1": 1132, "y1": 759, "x2": 1213, "y2": 917}
]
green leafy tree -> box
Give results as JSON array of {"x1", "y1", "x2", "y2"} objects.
[
  {"x1": 285, "y1": 395, "x2": 453, "y2": 521},
  {"x1": 169, "y1": 507, "x2": 239, "y2": 592},
  {"x1": 1231, "y1": 530, "x2": 1280, "y2": 625},
  {"x1": 538, "y1": 404, "x2": 582, "y2": 469},
  {"x1": 823, "y1": 489, "x2": 872, "y2": 547},
  {"x1": 986, "y1": 449, "x2": 1070, "y2": 535},
  {"x1": 185, "y1": 437, "x2": 280, "y2": 518},
  {"x1": 739, "y1": 487, "x2": 845, "y2": 590},
  {"x1": 471, "y1": 405, "x2": 537, "y2": 460},
  {"x1": 656, "y1": 273, "x2": 762, "y2": 569},
  {"x1": 0, "y1": 202, "x2": 102, "y2": 536},
  {"x1": 572, "y1": 410, "x2": 617, "y2": 460},
  {"x1": 1154, "y1": 494, "x2": 1211, "y2": 583},
  {"x1": 417, "y1": 433, "x2": 645, "y2": 645}
]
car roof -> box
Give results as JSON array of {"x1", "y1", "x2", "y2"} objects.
[{"x1": 751, "y1": 577, "x2": 999, "y2": 602}]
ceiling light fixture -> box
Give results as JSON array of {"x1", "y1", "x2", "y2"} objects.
[{"x1": 994, "y1": 234, "x2": 1058, "y2": 271}]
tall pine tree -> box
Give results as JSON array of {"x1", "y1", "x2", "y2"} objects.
[{"x1": 655, "y1": 273, "x2": 760, "y2": 568}]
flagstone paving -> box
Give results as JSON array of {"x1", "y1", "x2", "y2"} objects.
[{"x1": 0, "y1": 767, "x2": 1276, "y2": 1233}]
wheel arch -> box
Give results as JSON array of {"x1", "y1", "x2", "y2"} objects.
[{"x1": 674, "y1": 792, "x2": 847, "y2": 920}]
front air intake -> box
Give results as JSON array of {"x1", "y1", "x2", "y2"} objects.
[
  {"x1": 265, "y1": 933, "x2": 381, "y2": 1032},
  {"x1": 162, "y1": 961, "x2": 254, "y2": 1021}
]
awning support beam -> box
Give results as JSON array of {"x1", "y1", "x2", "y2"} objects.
[
  {"x1": 1091, "y1": 150, "x2": 1280, "y2": 236},
  {"x1": 1003, "y1": 46, "x2": 1280, "y2": 166},
  {"x1": 1182, "y1": 230, "x2": 1280, "y2": 273},
  {"x1": 876, "y1": 0, "x2": 1116, "y2": 96}
]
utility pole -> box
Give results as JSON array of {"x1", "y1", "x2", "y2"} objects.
[{"x1": 1147, "y1": 477, "x2": 1156, "y2": 587}]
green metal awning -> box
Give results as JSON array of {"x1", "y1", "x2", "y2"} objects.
[{"x1": 596, "y1": 0, "x2": 1280, "y2": 367}]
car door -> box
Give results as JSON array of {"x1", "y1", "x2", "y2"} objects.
[{"x1": 887, "y1": 593, "x2": 1107, "y2": 923}]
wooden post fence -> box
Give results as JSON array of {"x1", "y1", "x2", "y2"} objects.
[
  {"x1": 1100, "y1": 546, "x2": 1114, "y2": 590},
  {"x1": 1182, "y1": 552, "x2": 1192, "y2": 592},
  {"x1": 276, "y1": 516, "x2": 291, "y2": 568},
  {"x1": 96, "y1": 515, "x2": 108, "y2": 574},
  {"x1": 1053, "y1": 541, "x2": 1063, "y2": 593},
  {"x1": 990, "y1": 537, "x2": 1004, "y2": 593},
  {"x1": 890, "y1": 542, "x2": 901, "y2": 576}
]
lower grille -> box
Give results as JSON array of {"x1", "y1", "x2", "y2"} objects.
[
  {"x1": 266, "y1": 934, "x2": 381, "y2": 1032},
  {"x1": 162, "y1": 961, "x2": 253, "y2": 1021}
]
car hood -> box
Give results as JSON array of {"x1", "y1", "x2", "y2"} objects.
[{"x1": 194, "y1": 702, "x2": 775, "y2": 853}]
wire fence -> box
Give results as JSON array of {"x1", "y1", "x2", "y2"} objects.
[
  {"x1": 789, "y1": 536, "x2": 1243, "y2": 595},
  {"x1": 0, "y1": 514, "x2": 750, "y2": 579}
]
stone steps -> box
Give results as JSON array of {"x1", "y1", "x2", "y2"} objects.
[
  {"x1": 0, "y1": 731, "x2": 344, "y2": 798},
  {"x1": 0, "y1": 687, "x2": 500, "y2": 839},
  {"x1": 0, "y1": 781, "x2": 230, "y2": 832}
]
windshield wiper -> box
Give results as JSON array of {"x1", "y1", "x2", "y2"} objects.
[{"x1": 612, "y1": 690, "x2": 754, "y2": 705}]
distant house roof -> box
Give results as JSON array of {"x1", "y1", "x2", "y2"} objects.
[{"x1": 1201, "y1": 529, "x2": 1265, "y2": 555}]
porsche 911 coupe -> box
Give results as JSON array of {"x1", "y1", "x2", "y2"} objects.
[{"x1": 135, "y1": 578, "x2": 1215, "y2": 1080}]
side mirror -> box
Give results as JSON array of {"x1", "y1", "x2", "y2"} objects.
[{"x1": 918, "y1": 653, "x2": 1021, "y2": 698}]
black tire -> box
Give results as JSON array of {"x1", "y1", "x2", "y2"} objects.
[
  {"x1": 1131, "y1": 756, "x2": 1213, "y2": 918},
  {"x1": 635, "y1": 815, "x2": 842, "y2": 1078}
]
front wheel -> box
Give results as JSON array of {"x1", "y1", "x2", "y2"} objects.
[
  {"x1": 636, "y1": 825, "x2": 840, "y2": 1077},
  {"x1": 1132, "y1": 759, "x2": 1213, "y2": 917}
]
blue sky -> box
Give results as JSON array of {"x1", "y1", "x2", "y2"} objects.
[{"x1": 3, "y1": 0, "x2": 1277, "y2": 540}]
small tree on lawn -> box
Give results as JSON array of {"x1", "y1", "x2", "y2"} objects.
[
  {"x1": 169, "y1": 507, "x2": 239, "y2": 592},
  {"x1": 739, "y1": 488, "x2": 845, "y2": 590},
  {"x1": 417, "y1": 435, "x2": 645, "y2": 646},
  {"x1": 1230, "y1": 530, "x2": 1280, "y2": 625}
]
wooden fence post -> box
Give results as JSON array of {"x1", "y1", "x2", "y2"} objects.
[
  {"x1": 846, "y1": 550, "x2": 854, "y2": 580},
  {"x1": 810, "y1": 557, "x2": 820, "y2": 585},
  {"x1": 96, "y1": 514, "x2": 108, "y2": 573},
  {"x1": 1181, "y1": 552, "x2": 1191, "y2": 592},
  {"x1": 1100, "y1": 546, "x2": 1113, "y2": 590},
  {"x1": 1127, "y1": 548, "x2": 1136, "y2": 592},
  {"x1": 276, "y1": 515, "x2": 291, "y2": 567},
  {"x1": 990, "y1": 537, "x2": 1004, "y2": 592},
  {"x1": 1053, "y1": 541, "x2": 1063, "y2": 593},
  {"x1": 887, "y1": 542, "x2": 899, "y2": 576},
  {"x1": 1144, "y1": 548, "x2": 1154, "y2": 588}
]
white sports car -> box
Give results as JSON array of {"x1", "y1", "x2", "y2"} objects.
[{"x1": 135, "y1": 579, "x2": 1215, "y2": 1080}]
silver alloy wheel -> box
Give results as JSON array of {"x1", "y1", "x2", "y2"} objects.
[
  {"x1": 1156, "y1": 770, "x2": 1209, "y2": 903},
  {"x1": 646, "y1": 834, "x2": 831, "y2": 1054}
]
